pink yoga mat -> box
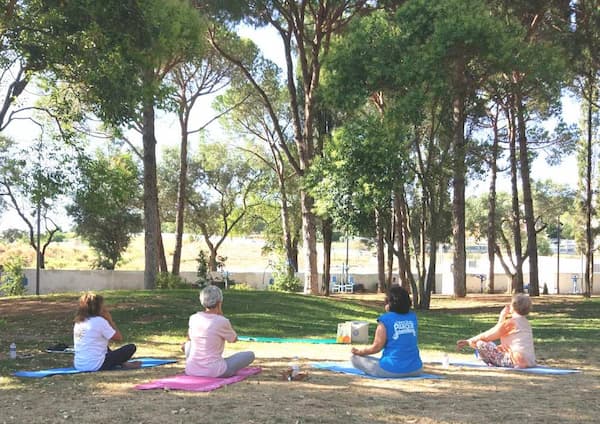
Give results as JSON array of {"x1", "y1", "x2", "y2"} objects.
[{"x1": 134, "y1": 367, "x2": 261, "y2": 392}]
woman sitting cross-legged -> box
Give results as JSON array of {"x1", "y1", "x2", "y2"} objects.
[
  {"x1": 350, "y1": 286, "x2": 423, "y2": 377},
  {"x1": 73, "y1": 292, "x2": 140, "y2": 371},
  {"x1": 456, "y1": 293, "x2": 536, "y2": 368},
  {"x1": 183, "y1": 285, "x2": 255, "y2": 377}
]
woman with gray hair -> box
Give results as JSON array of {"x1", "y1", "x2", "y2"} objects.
[
  {"x1": 183, "y1": 285, "x2": 255, "y2": 377},
  {"x1": 457, "y1": 293, "x2": 536, "y2": 368}
]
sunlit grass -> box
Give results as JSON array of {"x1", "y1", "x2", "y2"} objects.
[{"x1": 1, "y1": 292, "x2": 598, "y2": 375}]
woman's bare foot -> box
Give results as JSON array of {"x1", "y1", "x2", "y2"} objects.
[{"x1": 122, "y1": 361, "x2": 142, "y2": 369}]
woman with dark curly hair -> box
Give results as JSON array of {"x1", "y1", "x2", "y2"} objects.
[
  {"x1": 73, "y1": 292, "x2": 140, "y2": 371},
  {"x1": 350, "y1": 286, "x2": 423, "y2": 377}
]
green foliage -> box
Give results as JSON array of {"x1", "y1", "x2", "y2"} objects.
[
  {"x1": 67, "y1": 151, "x2": 143, "y2": 270},
  {"x1": 0, "y1": 229, "x2": 28, "y2": 244},
  {"x1": 308, "y1": 109, "x2": 409, "y2": 236},
  {"x1": 31, "y1": 0, "x2": 207, "y2": 126},
  {"x1": 185, "y1": 142, "x2": 263, "y2": 263},
  {"x1": 51, "y1": 231, "x2": 67, "y2": 243},
  {"x1": 229, "y1": 282, "x2": 253, "y2": 291},
  {"x1": 195, "y1": 250, "x2": 210, "y2": 288},
  {"x1": 155, "y1": 272, "x2": 189, "y2": 290},
  {"x1": 0, "y1": 257, "x2": 28, "y2": 297},
  {"x1": 0, "y1": 134, "x2": 75, "y2": 269},
  {"x1": 537, "y1": 236, "x2": 552, "y2": 256},
  {"x1": 269, "y1": 260, "x2": 302, "y2": 292}
]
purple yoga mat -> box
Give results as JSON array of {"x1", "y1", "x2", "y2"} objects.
[{"x1": 134, "y1": 367, "x2": 262, "y2": 392}]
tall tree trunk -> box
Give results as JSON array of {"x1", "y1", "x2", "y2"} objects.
[
  {"x1": 157, "y1": 222, "x2": 167, "y2": 274},
  {"x1": 301, "y1": 191, "x2": 319, "y2": 294},
  {"x1": 142, "y1": 79, "x2": 159, "y2": 289},
  {"x1": 420, "y1": 196, "x2": 441, "y2": 309},
  {"x1": 386, "y1": 217, "x2": 394, "y2": 291},
  {"x1": 375, "y1": 209, "x2": 386, "y2": 295},
  {"x1": 508, "y1": 101, "x2": 524, "y2": 293},
  {"x1": 394, "y1": 193, "x2": 409, "y2": 292},
  {"x1": 583, "y1": 76, "x2": 594, "y2": 297},
  {"x1": 515, "y1": 88, "x2": 539, "y2": 295},
  {"x1": 452, "y1": 94, "x2": 467, "y2": 297},
  {"x1": 322, "y1": 217, "x2": 333, "y2": 295},
  {"x1": 279, "y1": 179, "x2": 297, "y2": 275},
  {"x1": 171, "y1": 120, "x2": 189, "y2": 275},
  {"x1": 487, "y1": 108, "x2": 500, "y2": 293},
  {"x1": 421, "y1": 240, "x2": 438, "y2": 310}
]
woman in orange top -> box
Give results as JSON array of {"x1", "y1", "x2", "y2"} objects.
[{"x1": 457, "y1": 293, "x2": 536, "y2": 368}]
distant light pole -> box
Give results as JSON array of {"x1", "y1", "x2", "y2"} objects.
[
  {"x1": 556, "y1": 218, "x2": 563, "y2": 295},
  {"x1": 344, "y1": 233, "x2": 349, "y2": 285}
]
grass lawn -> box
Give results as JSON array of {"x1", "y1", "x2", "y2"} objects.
[{"x1": 0, "y1": 291, "x2": 598, "y2": 423}]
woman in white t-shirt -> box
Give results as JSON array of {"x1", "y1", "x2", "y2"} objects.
[
  {"x1": 183, "y1": 285, "x2": 255, "y2": 377},
  {"x1": 73, "y1": 292, "x2": 140, "y2": 371}
]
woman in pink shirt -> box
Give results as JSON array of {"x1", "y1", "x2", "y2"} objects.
[
  {"x1": 457, "y1": 293, "x2": 536, "y2": 368},
  {"x1": 183, "y1": 285, "x2": 255, "y2": 377}
]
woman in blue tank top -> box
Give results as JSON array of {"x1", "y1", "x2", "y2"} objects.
[{"x1": 351, "y1": 286, "x2": 423, "y2": 377}]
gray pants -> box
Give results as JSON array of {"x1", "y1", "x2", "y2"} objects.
[
  {"x1": 351, "y1": 354, "x2": 423, "y2": 378},
  {"x1": 220, "y1": 351, "x2": 256, "y2": 377}
]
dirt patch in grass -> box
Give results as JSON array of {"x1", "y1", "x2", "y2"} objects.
[{"x1": 1, "y1": 295, "x2": 598, "y2": 424}]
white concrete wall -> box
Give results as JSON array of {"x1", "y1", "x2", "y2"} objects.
[
  {"x1": 21, "y1": 258, "x2": 598, "y2": 295},
  {"x1": 22, "y1": 269, "x2": 145, "y2": 294}
]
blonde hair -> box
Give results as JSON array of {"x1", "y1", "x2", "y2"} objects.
[
  {"x1": 74, "y1": 292, "x2": 104, "y2": 323},
  {"x1": 512, "y1": 293, "x2": 532, "y2": 316}
]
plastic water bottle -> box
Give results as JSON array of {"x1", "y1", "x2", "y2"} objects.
[
  {"x1": 9, "y1": 342, "x2": 16, "y2": 360},
  {"x1": 289, "y1": 356, "x2": 300, "y2": 380},
  {"x1": 442, "y1": 353, "x2": 449, "y2": 368}
]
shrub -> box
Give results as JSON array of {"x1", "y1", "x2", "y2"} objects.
[
  {"x1": 155, "y1": 272, "x2": 189, "y2": 290},
  {"x1": 195, "y1": 250, "x2": 209, "y2": 288},
  {"x1": 0, "y1": 256, "x2": 28, "y2": 296},
  {"x1": 1, "y1": 229, "x2": 28, "y2": 243},
  {"x1": 230, "y1": 282, "x2": 253, "y2": 291},
  {"x1": 269, "y1": 260, "x2": 302, "y2": 292}
]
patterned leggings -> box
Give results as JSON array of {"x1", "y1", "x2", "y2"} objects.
[{"x1": 475, "y1": 341, "x2": 514, "y2": 368}]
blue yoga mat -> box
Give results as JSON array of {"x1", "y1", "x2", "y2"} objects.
[
  {"x1": 445, "y1": 360, "x2": 581, "y2": 375},
  {"x1": 13, "y1": 358, "x2": 177, "y2": 378},
  {"x1": 238, "y1": 336, "x2": 337, "y2": 344},
  {"x1": 312, "y1": 362, "x2": 443, "y2": 380}
]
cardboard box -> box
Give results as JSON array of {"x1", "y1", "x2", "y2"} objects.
[{"x1": 336, "y1": 321, "x2": 369, "y2": 344}]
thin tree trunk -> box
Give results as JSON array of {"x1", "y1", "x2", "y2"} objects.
[
  {"x1": 421, "y1": 240, "x2": 437, "y2": 310},
  {"x1": 322, "y1": 217, "x2": 333, "y2": 295},
  {"x1": 584, "y1": 77, "x2": 594, "y2": 297},
  {"x1": 172, "y1": 119, "x2": 189, "y2": 275},
  {"x1": 157, "y1": 223, "x2": 167, "y2": 274},
  {"x1": 279, "y1": 178, "x2": 297, "y2": 275},
  {"x1": 386, "y1": 211, "x2": 394, "y2": 290},
  {"x1": 487, "y1": 108, "x2": 500, "y2": 293},
  {"x1": 375, "y1": 209, "x2": 386, "y2": 294}
]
